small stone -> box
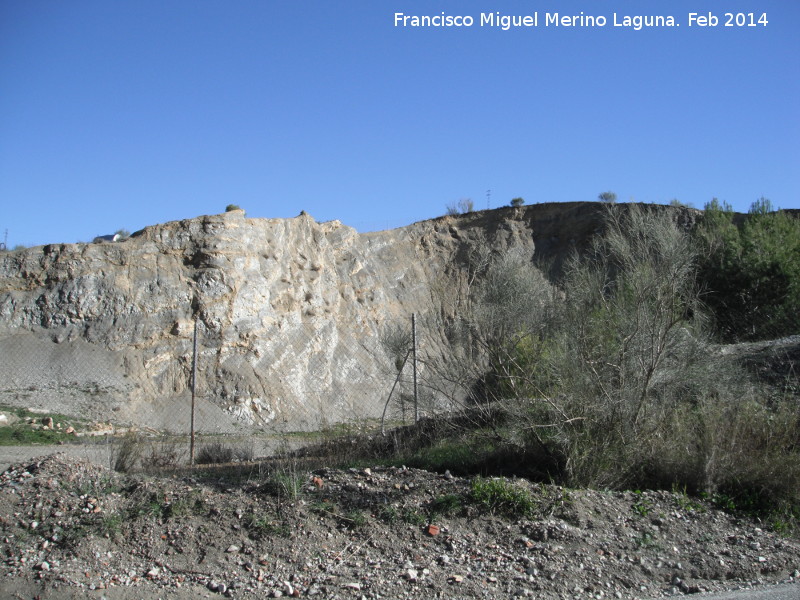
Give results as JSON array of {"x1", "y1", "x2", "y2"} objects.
[
  {"x1": 449, "y1": 574, "x2": 464, "y2": 584},
  {"x1": 343, "y1": 582, "x2": 361, "y2": 590},
  {"x1": 147, "y1": 567, "x2": 160, "y2": 578},
  {"x1": 37, "y1": 561, "x2": 50, "y2": 571},
  {"x1": 405, "y1": 568, "x2": 419, "y2": 581},
  {"x1": 426, "y1": 524, "x2": 440, "y2": 536},
  {"x1": 226, "y1": 545, "x2": 240, "y2": 553}
]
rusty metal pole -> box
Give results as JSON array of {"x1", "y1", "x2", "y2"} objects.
[
  {"x1": 190, "y1": 318, "x2": 198, "y2": 465},
  {"x1": 412, "y1": 313, "x2": 419, "y2": 423}
]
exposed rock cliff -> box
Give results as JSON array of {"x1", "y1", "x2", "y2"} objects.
[{"x1": 0, "y1": 203, "x2": 696, "y2": 432}]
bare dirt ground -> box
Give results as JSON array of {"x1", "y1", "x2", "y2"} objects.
[{"x1": 0, "y1": 454, "x2": 798, "y2": 600}]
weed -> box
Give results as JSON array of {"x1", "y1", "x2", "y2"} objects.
[
  {"x1": 632, "y1": 491, "x2": 653, "y2": 517},
  {"x1": 538, "y1": 485, "x2": 574, "y2": 519},
  {"x1": 401, "y1": 507, "x2": 427, "y2": 526},
  {"x1": 672, "y1": 484, "x2": 705, "y2": 513},
  {"x1": 247, "y1": 514, "x2": 290, "y2": 538},
  {"x1": 401, "y1": 438, "x2": 494, "y2": 475},
  {"x1": 703, "y1": 492, "x2": 737, "y2": 513},
  {"x1": 378, "y1": 505, "x2": 399, "y2": 524},
  {"x1": 429, "y1": 494, "x2": 463, "y2": 518},
  {"x1": 98, "y1": 512, "x2": 123, "y2": 539},
  {"x1": 73, "y1": 474, "x2": 122, "y2": 498},
  {"x1": 343, "y1": 510, "x2": 367, "y2": 529},
  {"x1": 263, "y1": 468, "x2": 305, "y2": 501},
  {"x1": 164, "y1": 492, "x2": 205, "y2": 520},
  {"x1": 771, "y1": 517, "x2": 797, "y2": 537},
  {"x1": 635, "y1": 532, "x2": 662, "y2": 550},
  {"x1": 127, "y1": 488, "x2": 204, "y2": 522},
  {"x1": 469, "y1": 477, "x2": 536, "y2": 518}
]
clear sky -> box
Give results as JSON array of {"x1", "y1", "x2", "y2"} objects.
[{"x1": 1, "y1": 0, "x2": 798, "y2": 248}]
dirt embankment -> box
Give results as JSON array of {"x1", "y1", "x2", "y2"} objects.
[{"x1": 0, "y1": 454, "x2": 798, "y2": 599}]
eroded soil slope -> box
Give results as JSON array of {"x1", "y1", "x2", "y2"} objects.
[{"x1": 0, "y1": 455, "x2": 798, "y2": 599}]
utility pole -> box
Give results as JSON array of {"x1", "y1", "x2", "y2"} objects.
[{"x1": 486, "y1": 190, "x2": 491, "y2": 210}]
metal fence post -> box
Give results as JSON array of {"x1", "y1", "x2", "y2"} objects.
[
  {"x1": 190, "y1": 318, "x2": 198, "y2": 465},
  {"x1": 412, "y1": 313, "x2": 419, "y2": 423}
]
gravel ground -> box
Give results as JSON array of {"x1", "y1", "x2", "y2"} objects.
[
  {"x1": 0, "y1": 443, "x2": 114, "y2": 474},
  {"x1": 0, "y1": 454, "x2": 798, "y2": 600}
]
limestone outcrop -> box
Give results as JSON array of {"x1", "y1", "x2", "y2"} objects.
[{"x1": 0, "y1": 202, "x2": 690, "y2": 432}]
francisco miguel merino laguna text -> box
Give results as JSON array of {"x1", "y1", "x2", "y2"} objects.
[{"x1": 394, "y1": 12, "x2": 681, "y2": 31}]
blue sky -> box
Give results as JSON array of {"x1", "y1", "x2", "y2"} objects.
[{"x1": 1, "y1": 1, "x2": 798, "y2": 248}]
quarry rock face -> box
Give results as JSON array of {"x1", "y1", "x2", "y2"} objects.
[{"x1": 0, "y1": 203, "x2": 642, "y2": 432}]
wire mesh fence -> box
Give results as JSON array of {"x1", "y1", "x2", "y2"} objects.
[{"x1": 0, "y1": 313, "x2": 464, "y2": 472}]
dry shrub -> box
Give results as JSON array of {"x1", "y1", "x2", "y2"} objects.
[
  {"x1": 111, "y1": 431, "x2": 143, "y2": 473},
  {"x1": 648, "y1": 391, "x2": 800, "y2": 515},
  {"x1": 416, "y1": 204, "x2": 800, "y2": 522},
  {"x1": 195, "y1": 441, "x2": 253, "y2": 465},
  {"x1": 196, "y1": 442, "x2": 235, "y2": 464},
  {"x1": 111, "y1": 432, "x2": 187, "y2": 473}
]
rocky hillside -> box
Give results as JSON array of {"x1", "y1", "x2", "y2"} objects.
[{"x1": 0, "y1": 203, "x2": 698, "y2": 432}]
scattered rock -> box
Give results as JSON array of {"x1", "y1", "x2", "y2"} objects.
[{"x1": 0, "y1": 456, "x2": 798, "y2": 600}]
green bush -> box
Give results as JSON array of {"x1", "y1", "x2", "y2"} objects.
[{"x1": 698, "y1": 198, "x2": 800, "y2": 341}]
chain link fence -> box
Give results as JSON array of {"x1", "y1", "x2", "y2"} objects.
[{"x1": 0, "y1": 314, "x2": 463, "y2": 471}]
